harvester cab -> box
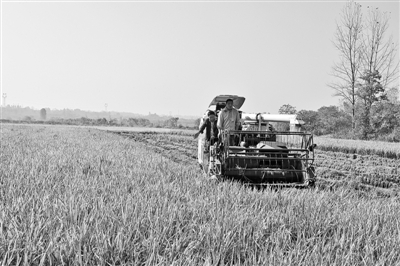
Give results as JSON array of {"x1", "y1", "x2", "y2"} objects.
[{"x1": 198, "y1": 95, "x2": 316, "y2": 187}]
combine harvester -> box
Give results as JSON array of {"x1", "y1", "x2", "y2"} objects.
[{"x1": 198, "y1": 95, "x2": 316, "y2": 187}]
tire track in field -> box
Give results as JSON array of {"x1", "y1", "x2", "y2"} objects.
[{"x1": 114, "y1": 131, "x2": 198, "y2": 165}]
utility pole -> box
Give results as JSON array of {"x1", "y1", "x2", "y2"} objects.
[
  {"x1": 2, "y1": 93, "x2": 7, "y2": 107},
  {"x1": 105, "y1": 103, "x2": 111, "y2": 121}
]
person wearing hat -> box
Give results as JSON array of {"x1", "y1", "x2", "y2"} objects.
[
  {"x1": 217, "y1": 98, "x2": 240, "y2": 132},
  {"x1": 193, "y1": 110, "x2": 219, "y2": 145}
]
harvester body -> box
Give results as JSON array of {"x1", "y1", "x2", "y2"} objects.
[{"x1": 198, "y1": 95, "x2": 316, "y2": 187}]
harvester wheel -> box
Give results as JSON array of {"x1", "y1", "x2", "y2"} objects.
[{"x1": 306, "y1": 166, "x2": 316, "y2": 187}]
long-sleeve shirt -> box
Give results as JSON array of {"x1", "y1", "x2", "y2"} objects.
[
  {"x1": 217, "y1": 108, "x2": 240, "y2": 131},
  {"x1": 199, "y1": 118, "x2": 219, "y2": 141}
]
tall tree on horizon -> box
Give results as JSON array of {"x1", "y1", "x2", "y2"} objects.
[
  {"x1": 329, "y1": 1, "x2": 363, "y2": 130},
  {"x1": 40, "y1": 108, "x2": 47, "y2": 120},
  {"x1": 330, "y1": 1, "x2": 399, "y2": 132}
]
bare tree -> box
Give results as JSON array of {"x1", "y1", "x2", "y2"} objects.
[
  {"x1": 329, "y1": 1, "x2": 363, "y2": 130},
  {"x1": 360, "y1": 6, "x2": 399, "y2": 90}
]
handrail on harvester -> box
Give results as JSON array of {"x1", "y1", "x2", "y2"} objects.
[
  {"x1": 228, "y1": 130, "x2": 312, "y2": 136},
  {"x1": 241, "y1": 113, "x2": 305, "y2": 125},
  {"x1": 228, "y1": 147, "x2": 308, "y2": 152}
]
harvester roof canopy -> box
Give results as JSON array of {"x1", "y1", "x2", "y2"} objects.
[{"x1": 209, "y1": 95, "x2": 246, "y2": 109}]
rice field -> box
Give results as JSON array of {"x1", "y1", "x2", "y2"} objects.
[{"x1": 1, "y1": 124, "x2": 400, "y2": 265}]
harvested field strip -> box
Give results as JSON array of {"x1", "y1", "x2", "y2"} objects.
[
  {"x1": 314, "y1": 150, "x2": 400, "y2": 189},
  {"x1": 315, "y1": 136, "x2": 400, "y2": 159},
  {"x1": 116, "y1": 131, "x2": 198, "y2": 165}
]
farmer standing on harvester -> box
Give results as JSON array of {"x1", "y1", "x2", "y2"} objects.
[
  {"x1": 217, "y1": 98, "x2": 241, "y2": 145},
  {"x1": 193, "y1": 111, "x2": 219, "y2": 152}
]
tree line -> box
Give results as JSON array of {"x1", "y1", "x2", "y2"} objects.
[
  {"x1": 0, "y1": 116, "x2": 192, "y2": 129},
  {"x1": 280, "y1": 98, "x2": 400, "y2": 142},
  {"x1": 1, "y1": 105, "x2": 197, "y2": 129}
]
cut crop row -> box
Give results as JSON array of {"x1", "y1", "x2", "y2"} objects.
[
  {"x1": 315, "y1": 150, "x2": 400, "y2": 188},
  {"x1": 315, "y1": 136, "x2": 400, "y2": 159}
]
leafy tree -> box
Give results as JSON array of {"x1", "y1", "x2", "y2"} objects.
[
  {"x1": 109, "y1": 118, "x2": 119, "y2": 126},
  {"x1": 370, "y1": 100, "x2": 400, "y2": 137},
  {"x1": 275, "y1": 104, "x2": 297, "y2": 131},
  {"x1": 24, "y1": 116, "x2": 33, "y2": 122},
  {"x1": 40, "y1": 108, "x2": 47, "y2": 120},
  {"x1": 297, "y1": 110, "x2": 319, "y2": 133},
  {"x1": 317, "y1": 106, "x2": 352, "y2": 135},
  {"x1": 385, "y1": 87, "x2": 399, "y2": 103},
  {"x1": 356, "y1": 70, "x2": 386, "y2": 138},
  {"x1": 278, "y1": 104, "x2": 297, "y2": 114},
  {"x1": 97, "y1": 118, "x2": 108, "y2": 125},
  {"x1": 164, "y1": 117, "x2": 179, "y2": 128}
]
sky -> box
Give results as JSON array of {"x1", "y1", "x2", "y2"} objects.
[{"x1": 1, "y1": 0, "x2": 399, "y2": 117}]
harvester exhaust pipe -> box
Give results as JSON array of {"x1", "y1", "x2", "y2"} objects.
[{"x1": 256, "y1": 113, "x2": 262, "y2": 131}]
